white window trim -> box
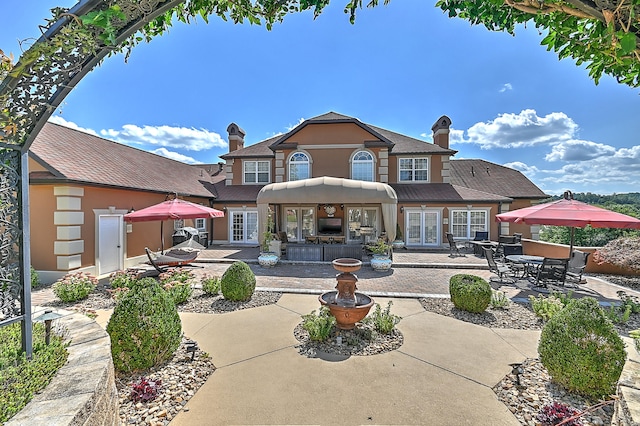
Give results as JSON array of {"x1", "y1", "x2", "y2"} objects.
[
  {"x1": 449, "y1": 208, "x2": 491, "y2": 240},
  {"x1": 228, "y1": 208, "x2": 259, "y2": 244},
  {"x1": 242, "y1": 160, "x2": 271, "y2": 184},
  {"x1": 398, "y1": 156, "x2": 430, "y2": 183},
  {"x1": 349, "y1": 149, "x2": 376, "y2": 181},
  {"x1": 287, "y1": 150, "x2": 312, "y2": 181}
]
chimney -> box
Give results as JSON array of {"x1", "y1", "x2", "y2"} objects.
[
  {"x1": 227, "y1": 123, "x2": 246, "y2": 152},
  {"x1": 431, "y1": 115, "x2": 452, "y2": 150}
]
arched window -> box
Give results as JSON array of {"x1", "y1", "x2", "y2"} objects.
[
  {"x1": 351, "y1": 151, "x2": 374, "y2": 181},
  {"x1": 289, "y1": 152, "x2": 310, "y2": 181}
]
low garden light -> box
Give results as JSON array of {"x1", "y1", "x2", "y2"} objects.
[
  {"x1": 33, "y1": 310, "x2": 63, "y2": 345},
  {"x1": 509, "y1": 362, "x2": 524, "y2": 387},
  {"x1": 185, "y1": 340, "x2": 198, "y2": 362}
]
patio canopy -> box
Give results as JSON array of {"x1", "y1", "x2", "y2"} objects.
[
  {"x1": 256, "y1": 176, "x2": 398, "y2": 242},
  {"x1": 496, "y1": 190, "x2": 640, "y2": 255}
]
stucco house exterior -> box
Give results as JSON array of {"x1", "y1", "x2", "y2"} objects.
[{"x1": 28, "y1": 112, "x2": 547, "y2": 281}]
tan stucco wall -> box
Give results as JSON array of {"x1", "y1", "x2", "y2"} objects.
[{"x1": 29, "y1": 184, "x2": 212, "y2": 272}]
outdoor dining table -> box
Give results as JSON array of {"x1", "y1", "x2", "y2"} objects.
[
  {"x1": 506, "y1": 255, "x2": 544, "y2": 279},
  {"x1": 467, "y1": 240, "x2": 498, "y2": 256}
]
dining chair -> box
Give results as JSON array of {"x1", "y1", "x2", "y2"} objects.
[
  {"x1": 534, "y1": 257, "x2": 569, "y2": 287},
  {"x1": 483, "y1": 247, "x2": 515, "y2": 283},
  {"x1": 566, "y1": 250, "x2": 590, "y2": 284},
  {"x1": 446, "y1": 233, "x2": 467, "y2": 257}
]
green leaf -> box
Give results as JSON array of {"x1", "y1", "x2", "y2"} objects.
[{"x1": 620, "y1": 32, "x2": 636, "y2": 55}]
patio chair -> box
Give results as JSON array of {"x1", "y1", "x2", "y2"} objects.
[
  {"x1": 276, "y1": 231, "x2": 289, "y2": 256},
  {"x1": 566, "y1": 250, "x2": 590, "y2": 284},
  {"x1": 473, "y1": 231, "x2": 489, "y2": 241},
  {"x1": 446, "y1": 233, "x2": 466, "y2": 257},
  {"x1": 483, "y1": 247, "x2": 515, "y2": 283},
  {"x1": 534, "y1": 257, "x2": 569, "y2": 288},
  {"x1": 502, "y1": 244, "x2": 525, "y2": 277}
]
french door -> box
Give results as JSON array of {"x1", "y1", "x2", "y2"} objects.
[
  {"x1": 347, "y1": 207, "x2": 379, "y2": 243},
  {"x1": 406, "y1": 209, "x2": 441, "y2": 247},
  {"x1": 230, "y1": 210, "x2": 258, "y2": 244}
]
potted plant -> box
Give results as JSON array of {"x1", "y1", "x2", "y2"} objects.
[
  {"x1": 369, "y1": 238, "x2": 393, "y2": 272},
  {"x1": 258, "y1": 209, "x2": 279, "y2": 268},
  {"x1": 392, "y1": 223, "x2": 405, "y2": 249}
]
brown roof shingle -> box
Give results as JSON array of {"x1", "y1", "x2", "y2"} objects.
[
  {"x1": 30, "y1": 123, "x2": 216, "y2": 198},
  {"x1": 450, "y1": 159, "x2": 548, "y2": 200},
  {"x1": 391, "y1": 183, "x2": 511, "y2": 203}
]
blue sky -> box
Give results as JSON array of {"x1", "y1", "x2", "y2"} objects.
[{"x1": 4, "y1": 0, "x2": 640, "y2": 195}]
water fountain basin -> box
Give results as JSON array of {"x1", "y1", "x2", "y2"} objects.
[
  {"x1": 332, "y1": 258, "x2": 362, "y2": 274},
  {"x1": 319, "y1": 291, "x2": 374, "y2": 330}
]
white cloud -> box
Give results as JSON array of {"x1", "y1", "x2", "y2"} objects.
[
  {"x1": 286, "y1": 118, "x2": 305, "y2": 131},
  {"x1": 499, "y1": 83, "x2": 512, "y2": 93},
  {"x1": 503, "y1": 161, "x2": 538, "y2": 175},
  {"x1": 47, "y1": 116, "x2": 99, "y2": 136},
  {"x1": 151, "y1": 148, "x2": 199, "y2": 164},
  {"x1": 100, "y1": 124, "x2": 227, "y2": 151},
  {"x1": 451, "y1": 109, "x2": 577, "y2": 149},
  {"x1": 545, "y1": 139, "x2": 617, "y2": 162}
]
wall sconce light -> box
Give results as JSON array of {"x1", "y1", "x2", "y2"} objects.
[
  {"x1": 128, "y1": 207, "x2": 135, "y2": 214},
  {"x1": 222, "y1": 206, "x2": 227, "y2": 212},
  {"x1": 340, "y1": 204, "x2": 344, "y2": 210},
  {"x1": 400, "y1": 206, "x2": 404, "y2": 213}
]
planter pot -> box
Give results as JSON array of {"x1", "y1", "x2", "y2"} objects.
[
  {"x1": 371, "y1": 254, "x2": 392, "y2": 272},
  {"x1": 392, "y1": 240, "x2": 405, "y2": 250},
  {"x1": 258, "y1": 252, "x2": 279, "y2": 268}
]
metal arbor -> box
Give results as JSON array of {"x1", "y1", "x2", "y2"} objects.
[{"x1": 0, "y1": 0, "x2": 186, "y2": 356}]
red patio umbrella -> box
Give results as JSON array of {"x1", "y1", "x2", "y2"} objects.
[
  {"x1": 495, "y1": 191, "x2": 640, "y2": 255},
  {"x1": 124, "y1": 198, "x2": 224, "y2": 252}
]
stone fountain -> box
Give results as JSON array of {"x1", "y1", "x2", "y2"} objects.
[{"x1": 319, "y1": 258, "x2": 374, "y2": 330}]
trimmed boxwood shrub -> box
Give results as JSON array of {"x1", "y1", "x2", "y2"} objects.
[
  {"x1": 221, "y1": 261, "x2": 256, "y2": 302},
  {"x1": 106, "y1": 278, "x2": 182, "y2": 373},
  {"x1": 449, "y1": 274, "x2": 492, "y2": 313},
  {"x1": 538, "y1": 297, "x2": 626, "y2": 400}
]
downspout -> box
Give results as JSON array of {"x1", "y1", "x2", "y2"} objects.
[{"x1": 498, "y1": 202, "x2": 503, "y2": 237}]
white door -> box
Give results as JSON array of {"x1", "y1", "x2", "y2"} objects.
[
  {"x1": 230, "y1": 211, "x2": 258, "y2": 244},
  {"x1": 98, "y1": 215, "x2": 123, "y2": 275},
  {"x1": 406, "y1": 210, "x2": 441, "y2": 247}
]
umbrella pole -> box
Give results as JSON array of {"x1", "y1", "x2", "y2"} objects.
[
  {"x1": 568, "y1": 227, "x2": 575, "y2": 257},
  {"x1": 161, "y1": 221, "x2": 165, "y2": 254}
]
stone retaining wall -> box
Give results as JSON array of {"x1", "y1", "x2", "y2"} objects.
[
  {"x1": 614, "y1": 355, "x2": 640, "y2": 426},
  {"x1": 6, "y1": 309, "x2": 119, "y2": 426}
]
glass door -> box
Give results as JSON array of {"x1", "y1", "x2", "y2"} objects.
[
  {"x1": 405, "y1": 209, "x2": 440, "y2": 247},
  {"x1": 284, "y1": 207, "x2": 315, "y2": 241},
  {"x1": 347, "y1": 207, "x2": 379, "y2": 243},
  {"x1": 230, "y1": 210, "x2": 258, "y2": 244}
]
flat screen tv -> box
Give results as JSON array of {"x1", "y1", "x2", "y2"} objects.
[{"x1": 318, "y1": 218, "x2": 342, "y2": 234}]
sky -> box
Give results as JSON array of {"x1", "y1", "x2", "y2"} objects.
[{"x1": 3, "y1": 0, "x2": 640, "y2": 196}]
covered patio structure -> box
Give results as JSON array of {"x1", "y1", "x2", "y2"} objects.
[{"x1": 256, "y1": 177, "x2": 398, "y2": 260}]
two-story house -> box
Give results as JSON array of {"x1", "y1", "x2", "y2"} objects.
[
  {"x1": 28, "y1": 112, "x2": 547, "y2": 282},
  {"x1": 212, "y1": 112, "x2": 547, "y2": 249}
]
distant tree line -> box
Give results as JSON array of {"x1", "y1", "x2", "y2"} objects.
[{"x1": 539, "y1": 193, "x2": 640, "y2": 248}]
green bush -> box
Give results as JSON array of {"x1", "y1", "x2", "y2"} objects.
[
  {"x1": 52, "y1": 272, "x2": 98, "y2": 302},
  {"x1": 529, "y1": 294, "x2": 565, "y2": 321},
  {"x1": 364, "y1": 301, "x2": 402, "y2": 334},
  {"x1": 449, "y1": 274, "x2": 492, "y2": 313},
  {"x1": 490, "y1": 290, "x2": 510, "y2": 309},
  {"x1": 109, "y1": 270, "x2": 138, "y2": 289},
  {"x1": 302, "y1": 307, "x2": 335, "y2": 341},
  {"x1": 0, "y1": 322, "x2": 68, "y2": 423},
  {"x1": 106, "y1": 278, "x2": 182, "y2": 373},
  {"x1": 538, "y1": 297, "x2": 626, "y2": 400},
  {"x1": 221, "y1": 261, "x2": 256, "y2": 302},
  {"x1": 201, "y1": 274, "x2": 221, "y2": 295},
  {"x1": 159, "y1": 268, "x2": 195, "y2": 305},
  {"x1": 30, "y1": 266, "x2": 40, "y2": 288}
]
